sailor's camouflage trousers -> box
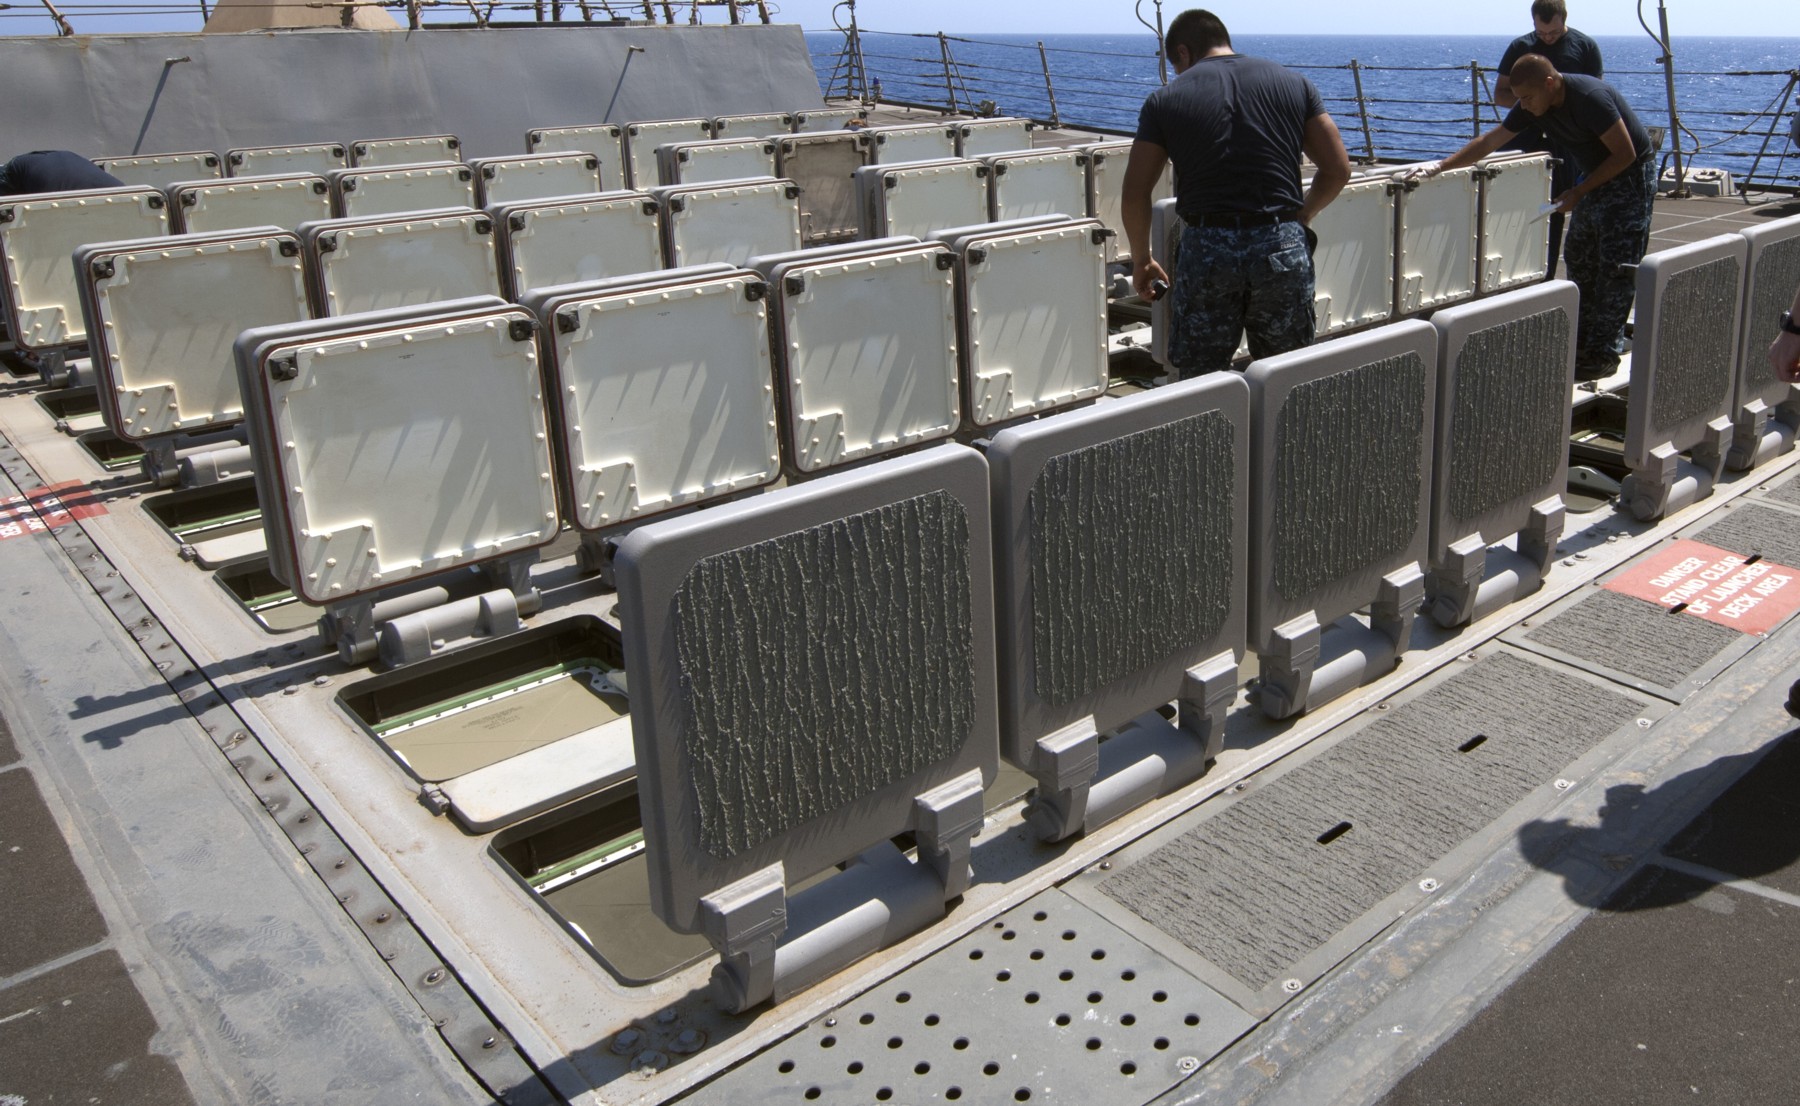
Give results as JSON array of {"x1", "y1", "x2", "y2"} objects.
[
  {"x1": 1167, "y1": 220, "x2": 1315, "y2": 378},
  {"x1": 1562, "y1": 154, "x2": 1658, "y2": 376}
]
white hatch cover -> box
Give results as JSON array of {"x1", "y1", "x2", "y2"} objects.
[
  {"x1": 335, "y1": 163, "x2": 475, "y2": 219},
  {"x1": 793, "y1": 107, "x2": 864, "y2": 131},
  {"x1": 1083, "y1": 140, "x2": 1171, "y2": 265},
  {"x1": 545, "y1": 270, "x2": 781, "y2": 530},
  {"x1": 624, "y1": 118, "x2": 713, "y2": 188},
  {"x1": 226, "y1": 142, "x2": 347, "y2": 178},
  {"x1": 254, "y1": 308, "x2": 558, "y2": 604},
  {"x1": 777, "y1": 244, "x2": 961, "y2": 472},
  {"x1": 988, "y1": 148, "x2": 1088, "y2": 222},
  {"x1": 866, "y1": 123, "x2": 958, "y2": 164},
  {"x1": 0, "y1": 187, "x2": 169, "y2": 350},
  {"x1": 1397, "y1": 164, "x2": 1479, "y2": 314},
  {"x1": 526, "y1": 123, "x2": 626, "y2": 193},
  {"x1": 472, "y1": 153, "x2": 604, "y2": 206},
  {"x1": 1309, "y1": 174, "x2": 1396, "y2": 336},
  {"x1": 502, "y1": 194, "x2": 664, "y2": 298},
  {"x1": 657, "y1": 138, "x2": 777, "y2": 187},
  {"x1": 712, "y1": 111, "x2": 794, "y2": 137},
  {"x1": 95, "y1": 151, "x2": 222, "y2": 188},
  {"x1": 172, "y1": 173, "x2": 333, "y2": 235},
  {"x1": 311, "y1": 211, "x2": 503, "y2": 317},
  {"x1": 865, "y1": 161, "x2": 990, "y2": 240},
  {"x1": 1476, "y1": 153, "x2": 1552, "y2": 293},
  {"x1": 350, "y1": 134, "x2": 460, "y2": 168},
  {"x1": 956, "y1": 117, "x2": 1034, "y2": 158},
  {"x1": 663, "y1": 178, "x2": 802, "y2": 268},
  {"x1": 89, "y1": 232, "x2": 311, "y2": 441},
  {"x1": 961, "y1": 222, "x2": 1109, "y2": 425},
  {"x1": 776, "y1": 132, "x2": 868, "y2": 245}
]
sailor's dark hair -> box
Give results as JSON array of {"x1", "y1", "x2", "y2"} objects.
[
  {"x1": 1510, "y1": 53, "x2": 1559, "y2": 87},
  {"x1": 1165, "y1": 9, "x2": 1231, "y2": 59},
  {"x1": 1531, "y1": 0, "x2": 1568, "y2": 21}
]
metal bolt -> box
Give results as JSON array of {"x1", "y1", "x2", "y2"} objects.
[
  {"x1": 1419, "y1": 878, "x2": 1440, "y2": 893},
  {"x1": 611, "y1": 1028, "x2": 643, "y2": 1054},
  {"x1": 282, "y1": 684, "x2": 299, "y2": 696},
  {"x1": 313, "y1": 675, "x2": 330, "y2": 687},
  {"x1": 1554, "y1": 779, "x2": 1574, "y2": 791},
  {"x1": 671, "y1": 1028, "x2": 706, "y2": 1054},
  {"x1": 1177, "y1": 1056, "x2": 1201, "y2": 1074},
  {"x1": 633, "y1": 1050, "x2": 668, "y2": 1072},
  {"x1": 1637, "y1": 718, "x2": 1652, "y2": 729},
  {"x1": 422, "y1": 968, "x2": 446, "y2": 986},
  {"x1": 655, "y1": 1009, "x2": 679, "y2": 1025},
  {"x1": 1281, "y1": 979, "x2": 1303, "y2": 994},
  {"x1": 481, "y1": 1036, "x2": 498, "y2": 1050}
]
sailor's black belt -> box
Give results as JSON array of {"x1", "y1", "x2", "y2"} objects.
[{"x1": 1191, "y1": 211, "x2": 1298, "y2": 228}]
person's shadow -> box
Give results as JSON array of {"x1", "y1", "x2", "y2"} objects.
[{"x1": 1517, "y1": 729, "x2": 1800, "y2": 912}]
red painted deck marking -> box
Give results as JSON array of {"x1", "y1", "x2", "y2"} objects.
[
  {"x1": 1604, "y1": 538, "x2": 1800, "y2": 636},
  {"x1": 0, "y1": 479, "x2": 108, "y2": 540}
]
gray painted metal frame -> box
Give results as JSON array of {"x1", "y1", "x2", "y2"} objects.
[
  {"x1": 1622, "y1": 233, "x2": 1746, "y2": 520},
  {"x1": 986, "y1": 373, "x2": 1249, "y2": 839},
  {"x1": 1246, "y1": 322, "x2": 1436, "y2": 717},
  {"x1": 1727, "y1": 214, "x2": 1800, "y2": 471},
  {"x1": 1424, "y1": 281, "x2": 1575, "y2": 627}
]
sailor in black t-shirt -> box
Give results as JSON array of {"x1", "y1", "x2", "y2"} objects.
[
  {"x1": 0, "y1": 150, "x2": 122, "y2": 196},
  {"x1": 1121, "y1": 8, "x2": 1351, "y2": 378},
  {"x1": 1414, "y1": 55, "x2": 1655, "y2": 381},
  {"x1": 1494, "y1": 0, "x2": 1603, "y2": 278}
]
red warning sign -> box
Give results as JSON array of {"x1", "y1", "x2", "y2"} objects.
[
  {"x1": 1604, "y1": 538, "x2": 1800, "y2": 636},
  {"x1": 0, "y1": 479, "x2": 107, "y2": 541}
]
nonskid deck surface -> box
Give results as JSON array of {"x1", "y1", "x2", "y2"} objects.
[{"x1": 2, "y1": 188, "x2": 1799, "y2": 1106}]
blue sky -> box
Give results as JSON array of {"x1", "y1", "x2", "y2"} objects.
[{"x1": 2, "y1": 0, "x2": 1795, "y2": 37}]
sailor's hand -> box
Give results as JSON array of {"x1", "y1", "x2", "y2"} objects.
[
  {"x1": 1552, "y1": 189, "x2": 1580, "y2": 214},
  {"x1": 1394, "y1": 160, "x2": 1441, "y2": 184},
  {"x1": 1771, "y1": 330, "x2": 1800, "y2": 382},
  {"x1": 1134, "y1": 259, "x2": 1171, "y2": 302}
]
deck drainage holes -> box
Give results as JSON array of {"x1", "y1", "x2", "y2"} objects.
[
  {"x1": 1669, "y1": 602, "x2": 1690, "y2": 615},
  {"x1": 946, "y1": 1088, "x2": 963, "y2": 1101},
  {"x1": 983, "y1": 1061, "x2": 1001, "y2": 1076},
  {"x1": 1058, "y1": 969, "x2": 1074, "y2": 982},
  {"x1": 875, "y1": 1089, "x2": 893, "y2": 1102},
  {"x1": 996, "y1": 969, "x2": 1013, "y2": 982},
  {"x1": 1120, "y1": 969, "x2": 1137, "y2": 981},
  {"x1": 1120, "y1": 1061, "x2": 1139, "y2": 1076},
  {"x1": 954, "y1": 1038, "x2": 971, "y2": 1051},
  {"x1": 969, "y1": 949, "x2": 985, "y2": 961},
  {"x1": 1184, "y1": 1014, "x2": 1201, "y2": 1027},
  {"x1": 1055, "y1": 1014, "x2": 1072, "y2": 1027},
  {"x1": 1033, "y1": 911, "x2": 1049, "y2": 921},
  {"x1": 1316, "y1": 821, "x2": 1353, "y2": 845},
  {"x1": 1087, "y1": 991, "x2": 1104, "y2": 1004},
  {"x1": 778, "y1": 1060, "x2": 795, "y2": 1074},
  {"x1": 1029, "y1": 950, "x2": 1045, "y2": 961},
  {"x1": 1085, "y1": 1038, "x2": 1103, "y2": 1051},
  {"x1": 847, "y1": 1061, "x2": 864, "y2": 1075},
  {"x1": 915, "y1": 1062, "x2": 932, "y2": 1076},
  {"x1": 1061, "y1": 930, "x2": 1078, "y2": 941},
  {"x1": 1152, "y1": 991, "x2": 1168, "y2": 1003},
  {"x1": 924, "y1": 1014, "x2": 941, "y2": 1027},
  {"x1": 1154, "y1": 1037, "x2": 1171, "y2": 1050},
  {"x1": 1090, "y1": 949, "x2": 1107, "y2": 961},
  {"x1": 1002, "y1": 929, "x2": 1017, "y2": 940},
  {"x1": 1024, "y1": 991, "x2": 1041, "y2": 1005},
  {"x1": 859, "y1": 1013, "x2": 875, "y2": 1025},
  {"x1": 886, "y1": 1037, "x2": 903, "y2": 1050},
  {"x1": 1458, "y1": 734, "x2": 1489, "y2": 753},
  {"x1": 820, "y1": 1036, "x2": 837, "y2": 1049},
  {"x1": 804, "y1": 1088, "x2": 822, "y2": 1101},
  {"x1": 895, "y1": 991, "x2": 912, "y2": 1004},
  {"x1": 1121, "y1": 1014, "x2": 1137, "y2": 1027},
  {"x1": 1015, "y1": 1090, "x2": 1032, "y2": 1102}
]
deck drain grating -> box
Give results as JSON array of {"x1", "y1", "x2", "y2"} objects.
[
  {"x1": 1515, "y1": 587, "x2": 1745, "y2": 692},
  {"x1": 678, "y1": 890, "x2": 1252, "y2": 1104}
]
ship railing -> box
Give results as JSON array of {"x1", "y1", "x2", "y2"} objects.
[{"x1": 821, "y1": 28, "x2": 1800, "y2": 194}]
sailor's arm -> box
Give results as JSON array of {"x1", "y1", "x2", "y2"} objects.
[
  {"x1": 1550, "y1": 118, "x2": 1637, "y2": 211},
  {"x1": 1494, "y1": 75, "x2": 1519, "y2": 109},
  {"x1": 1123, "y1": 139, "x2": 1169, "y2": 299},
  {"x1": 1430, "y1": 125, "x2": 1519, "y2": 176},
  {"x1": 1298, "y1": 112, "x2": 1351, "y2": 225}
]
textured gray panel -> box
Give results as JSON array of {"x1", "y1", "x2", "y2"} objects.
[
  {"x1": 1651, "y1": 257, "x2": 1740, "y2": 434},
  {"x1": 1273, "y1": 353, "x2": 1427, "y2": 600},
  {"x1": 1098, "y1": 651, "x2": 1644, "y2": 991},
  {"x1": 1448, "y1": 308, "x2": 1569, "y2": 522},
  {"x1": 1763, "y1": 472, "x2": 1800, "y2": 508},
  {"x1": 1029, "y1": 412, "x2": 1234, "y2": 706},
  {"x1": 1690, "y1": 503, "x2": 1800, "y2": 570},
  {"x1": 1744, "y1": 236, "x2": 1800, "y2": 395},
  {"x1": 1522, "y1": 587, "x2": 1744, "y2": 689},
  {"x1": 672, "y1": 491, "x2": 976, "y2": 859},
  {"x1": 681, "y1": 890, "x2": 1253, "y2": 1106}
]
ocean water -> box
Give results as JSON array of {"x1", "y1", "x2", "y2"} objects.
[{"x1": 809, "y1": 32, "x2": 1800, "y2": 181}]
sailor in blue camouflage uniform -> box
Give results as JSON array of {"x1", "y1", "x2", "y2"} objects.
[
  {"x1": 1413, "y1": 54, "x2": 1656, "y2": 380},
  {"x1": 1122, "y1": 8, "x2": 1350, "y2": 379}
]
